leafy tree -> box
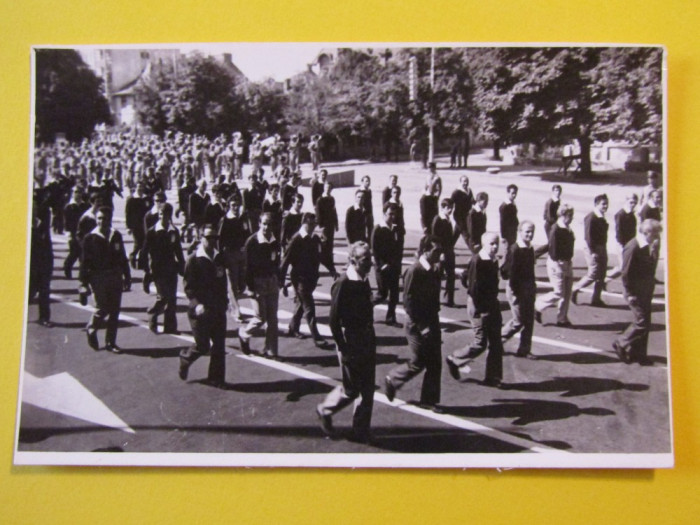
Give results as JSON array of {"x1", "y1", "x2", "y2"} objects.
[
  {"x1": 35, "y1": 49, "x2": 111, "y2": 143},
  {"x1": 236, "y1": 78, "x2": 288, "y2": 136}
]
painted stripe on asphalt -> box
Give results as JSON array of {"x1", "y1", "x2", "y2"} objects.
[{"x1": 48, "y1": 291, "x2": 560, "y2": 453}]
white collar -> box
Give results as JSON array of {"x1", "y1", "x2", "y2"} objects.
[
  {"x1": 90, "y1": 226, "x2": 116, "y2": 241},
  {"x1": 265, "y1": 195, "x2": 278, "y2": 204},
  {"x1": 256, "y1": 230, "x2": 276, "y2": 244},
  {"x1": 517, "y1": 239, "x2": 531, "y2": 249},
  {"x1": 225, "y1": 210, "x2": 241, "y2": 219},
  {"x1": 594, "y1": 208, "x2": 605, "y2": 218},
  {"x1": 155, "y1": 222, "x2": 176, "y2": 232},
  {"x1": 418, "y1": 255, "x2": 431, "y2": 270},
  {"x1": 195, "y1": 243, "x2": 217, "y2": 261},
  {"x1": 474, "y1": 204, "x2": 485, "y2": 213},
  {"x1": 353, "y1": 203, "x2": 362, "y2": 210},
  {"x1": 346, "y1": 264, "x2": 367, "y2": 282},
  {"x1": 636, "y1": 233, "x2": 650, "y2": 248},
  {"x1": 478, "y1": 249, "x2": 496, "y2": 261},
  {"x1": 288, "y1": 208, "x2": 301, "y2": 215},
  {"x1": 298, "y1": 228, "x2": 310, "y2": 238}
]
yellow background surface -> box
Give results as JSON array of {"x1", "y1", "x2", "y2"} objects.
[{"x1": 1, "y1": 1, "x2": 698, "y2": 523}]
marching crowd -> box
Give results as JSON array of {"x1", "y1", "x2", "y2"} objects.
[{"x1": 29, "y1": 130, "x2": 664, "y2": 444}]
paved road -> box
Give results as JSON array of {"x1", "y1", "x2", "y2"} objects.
[{"x1": 16, "y1": 155, "x2": 671, "y2": 465}]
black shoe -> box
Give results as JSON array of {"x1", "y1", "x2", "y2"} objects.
[
  {"x1": 64, "y1": 267, "x2": 72, "y2": 280},
  {"x1": 105, "y1": 343, "x2": 122, "y2": 354},
  {"x1": 178, "y1": 359, "x2": 189, "y2": 380},
  {"x1": 385, "y1": 316, "x2": 398, "y2": 326},
  {"x1": 446, "y1": 356, "x2": 461, "y2": 380},
  {"x1": 384, "y1": 376, "x2": 396, "y2": 402},
  {"x1": 204, "y1": 377, "x2": 226, "y2": 389},
  {"x1": 143, "y1": 277, "x2": 151, "y2": 294},
  {"x1": 316, "y1": 405, "x2": 334, "y2": 437},
  {"x1": 556, "y1": 320, "x2": 573, "y2": 327},
  {"x1": 79, "y1": 292, "x2": 89, "y2": 306},
  {"x1": 591, "y1": 299, "x2": 606, "y2": 307},
  {"x1": 571, "y1": 289, "x2": 579, "y2": 305},
  {"x1": 238, "y1": 336, "x2": 251, "y2": 355},
  {"x1": 638, "y1": 357, "x2": 654, "y2": 367},
  {"x1": 612, "y1": 341, "x2": 630, "y2": 364},
  {"x1": 87, "y1": 329, "x2": 99, "y2": 351},
  {"x1": 39, "y1": 319, "x2": 53, "y2": 328},
  {"x1": 163, "y1": 328, "x2": 180, "y2": 335},
  {"x1": 482, "y1": 377, "x2": 502, "y2": 388},
  {"x1": 149, "y1": 322, "x2": 158, "y2": 334},
  {"x1": 535, "y1": 310, "x2": 542, "y2": 324},
  {"x1": 516, "y1": 351, "x2": 537, "y2": 360},
  {"x1": 314, "y1": 338, "x2": 331, "y2": 349},
  {"x1": 417, "y1": 403, "x2": 445, "y2": 414}
]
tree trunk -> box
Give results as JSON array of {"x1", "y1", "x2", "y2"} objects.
[
  {"x1": 577, "y1": 136, "x2": 592, "y2": 178},
  {"x1": 335, "y1": 133, "x2": 344, "y2": 160},
  {"x1": 491, "y1": 139, "x2": 502, "y2": 161}
]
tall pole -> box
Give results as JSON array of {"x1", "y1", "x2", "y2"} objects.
[{"x1": 428, "y1": 47, "x2": 435, "y2": 164}]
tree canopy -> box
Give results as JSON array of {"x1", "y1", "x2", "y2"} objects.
[{"x1": 35, "y1": 49, "x2": 112, "y2": 143}]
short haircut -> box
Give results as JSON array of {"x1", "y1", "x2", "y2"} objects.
[
  {"x1": 390, "y1": 174, "x2": 398, "y2": 181},
  {"x1": 594, "y1": 193, "x2": 609, "y2": 205},
  {"x1": 320, "y1": 169, "x2": 328, "y2": 177},
  {"x1": 507, "y1": 184, "x2": 518, "y2": 193},
  {"x1": 293, "y1": 193, "x2": 304, "y2": 202},
  {"x1": 301, "y1": 212, "x2": 316, "y2": 224},
  {"x1": 384, "y1": 203, "x2": 398, "y2": 215},
  {"x1": 355, "y1": 189, "x2": 364, "y2": 197},
  {"x1": 626, "y1": 192, "x2": 639, "y2": 201},
  {"x1": 260, "y1": 212, "x2": 273, "y2": 224},
  {"x1": 519, "y1": 219, "x2": 535, "y2": 231},
  {"x1": 476, "y1": 192, "x2": 489, "y2": 202},
  {"x1": 361, "y1": 175, "x2": 370, "y2": 183},
  {"x1": 96, "y1": 206, "x2": 113, "y2": 218},
  {"x1": 418, "y1": 234, "x2": 443, "y2": 256},
  {"x1": 324, "y1": 181, "x2": 334, "y2": 190},
  {"x1": 552, "y1": 184, "x2": 562, "y2": 192},
  {"x1": 440, "y1": 197, "x2": 454, "y2": 208},
  {"x1": 160, "y1": 202, "x2": 173, "y2": 216},
  {"x1": 481, "y1": 232, "x2": 500, "y2": 245},
  {"x1": 640, "y1": 218, "x2": 662, "y2": 235},
  {"x1": 349, "y1": 241, "x2": 371, "y2": 263},
  {"x1": 268, "y1": 183, "x2": 280, "y2": 191},
  {"x1": 460, "y1": 175, "x2": 470, "y2": 184},
  {"x1": 558, "y1": 203, "x2": 574, "y2": 217}
]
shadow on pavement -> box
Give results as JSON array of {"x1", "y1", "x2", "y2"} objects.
[
  {"x1": 442, "y1": 397, "x2": 615, "y2": 426},
  {"x1": 501, "y1": 376, "x2": 649, "y2": 397}
]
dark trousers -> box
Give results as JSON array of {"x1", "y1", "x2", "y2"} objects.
[
  {"x1": 452, "y1": 303, "x2": 504, "y2": 381},
  {"x1": 375, "y1": 264, "x2": 400, "y2": 318},
  {"x1": 149, "y1": 272, "x2": 178, "y2": 331},
  {"x1": 63, "y1": 237, "x2": 81, "y2": 275},
  {"x1": 289, "y1": 279, "x2": 321, "y2": 339},
  {"x1": 387, "y1": 320, "x2": 442, "y2": 405},
  {"x1": 320, "y1": 226, "x2": 336, "y2": 273},
  {"x1": 181, "y1": 309, "x2": 227, "y2": 383},
  {"x1": 318, "y1": 333, "x2": 376, "y2": 439},
  {"x1": 30, "y1": 254, "x2": 53, "y2": 322},
  {"x1": 441, "y1": 249, "x2": 456, "y2": 304},
  {"x1": 88, "y1": 271, "x2": 123, "y2": 346},
  {"x1": 616, "y1": 294, "x2": 653, "y2": 362},
  {"x1": 130, "y1": 228, "x2": 145, "y2": 265},
  {"x1": 502, "y1": 283, "x2": 536, "y2": 354}
]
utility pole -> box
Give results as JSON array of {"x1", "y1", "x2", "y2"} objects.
[{"x1": 428, "y1": 47, "x2": 435, "y2": 164}]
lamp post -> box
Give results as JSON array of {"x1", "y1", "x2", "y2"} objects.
[{"x1": 428, "y1": 47, "x2": 435, "y2": 165}]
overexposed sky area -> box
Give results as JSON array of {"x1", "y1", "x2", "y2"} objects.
[{"x1": 184, "y1": 43, "x2": 324, "y2": 82}]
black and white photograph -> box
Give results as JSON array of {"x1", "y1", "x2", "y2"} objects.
[{"x1": 15, "y1": 43, "x2": 670, "y2": 468}]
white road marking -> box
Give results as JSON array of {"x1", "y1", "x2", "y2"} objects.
[
  {"x1": 48, "y1": 291, "x2": 560, "y2": 452},
  {"x1": 22, "y1": 371, "x2": 135, "y2": 434}
]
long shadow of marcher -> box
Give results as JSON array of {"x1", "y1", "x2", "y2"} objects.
[
  {"x1": 501, "y1": 376, "x2": 648, "y2": 397},
  {"x1": 443, "y1": 398, "x2": 614, "y2": 425}
]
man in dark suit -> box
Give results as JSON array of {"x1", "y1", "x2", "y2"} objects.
[
  {"x1": 141, "y1": 203, "x2": 185, "y2": 334},
  {"x1": 431, "y1": 198, "x2": 460, "y2": 307},
  {"x1": 279, "y1": 213, "x2": 329, "y2": 347},
  {"x1": 79, "y1": 206, "x2": 131, "y2": 353},
  {"x1": 466, "y1": 192, "x2": 489, "y2": 254},
  {"x1": 384, "y1": 235, "x2": 444, "y2": 411},
  {"x1": 345, "y1": 190, "x2": 368, "y2": 244},
  {"x1": 316, "y1": 241, "x2": 376, "y2": 443},
  {"x1": 572, "y1": 194, "x2": 609, "y2": 306},
  {"x1": 613, "y1": 219, "x2": 662, "y2": 366},
  {"x1": 371, "y1": 204, "x2": 403, "y2": 325},
  {"x1": 179, "y1": 224, "x2": 229, "y2": 386},
  {"x1": 315, "y1": 181, "x2": 339, "y2": 277}
]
